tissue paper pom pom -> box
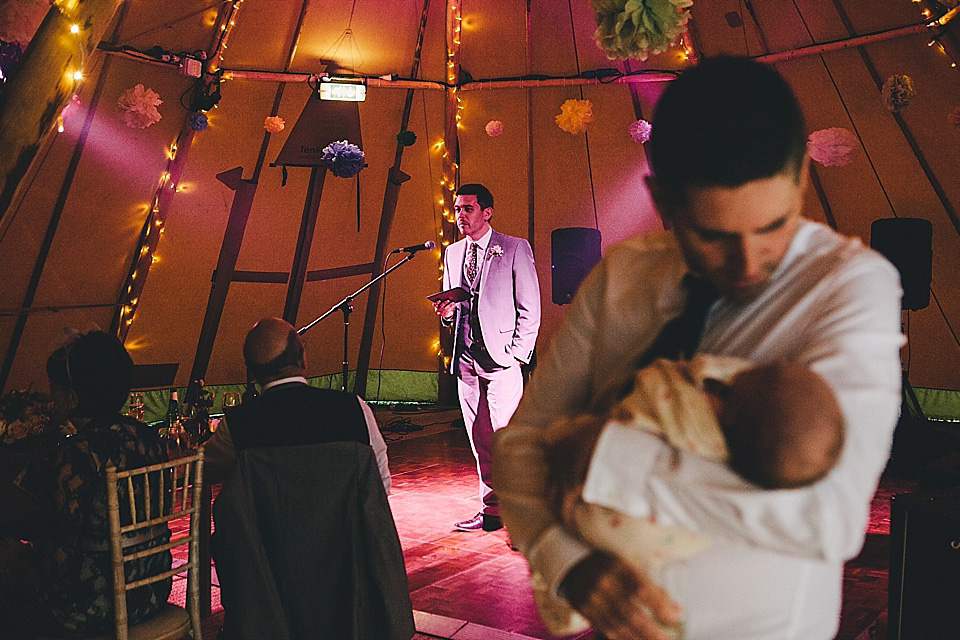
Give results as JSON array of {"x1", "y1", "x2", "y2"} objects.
[
  {"x1": 117, "y1": 84, "x2": 162, "y2": 129},
  {"x1": 263, "y1": 116, "x2": 285, "y2": 133},
  {"x1": 948, "y1": 106, "x2": 960, "y2": 128},
  {"x1": 188, "y1": 112, "x2": 208, "y2": 132},
  {"x1": 628, "y1": 119, "x2": 652, "y2": 143},
  {"x1": 591, "y1": 0, "x2": 693, "y2": 61},
  {"x1": 556, "y1": 99, "x2": 594, "y2": 134},
  {"x1": 882, "y1": 75, "x2": 916, "y2": 112},
  {"x1": 61, "y1": 94, "x2": 81, "y2": 120},
  {"x1": 322, "y1": 140, "x2": 366, "y2": 178},
  {"x1": 485, "y1": 120, "x2": 504, "y2": 137},
  {"x1": 807, "y1": 128, "x2": 859, "y2": 167},
  {"x1": 397, "y1": 130, "x2": 417, "y2": 146},
  {"x1": 0, "y1": 0, "x2": 48, "y2": 45}
]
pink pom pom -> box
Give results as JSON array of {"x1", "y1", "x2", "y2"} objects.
[
  {"x1": 948, "y1": 106, "x2": 960, "y2": 128},
  {"x1": 807, "y1": 127, "x2": 859, "y2": 167},
  {"x1": 485, "y1": 120, "x2": 504, "y2": 137},
  {"x1": 117, "y1": 84, "x2": 162, "y2": 129},
  {"x1": 628, "y1": 119, "x2": 652, "y2": 143}
]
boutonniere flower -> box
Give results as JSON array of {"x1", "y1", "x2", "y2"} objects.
[{"x1": 489, "y1": 245, "x2": 504, "y2": 258}]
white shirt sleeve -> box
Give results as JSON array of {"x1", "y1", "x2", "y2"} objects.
[{"x1": 358, "y1": 397, "x2": 392, "y2": 495}]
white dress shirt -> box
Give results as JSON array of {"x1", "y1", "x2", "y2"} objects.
[{"x1": 494, "y1": 220, "x2": 904, "y2": 639}]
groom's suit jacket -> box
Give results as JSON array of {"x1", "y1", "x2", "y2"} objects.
[{"x1": 442, "y1": 229, "x2": 541, "y2": 372}]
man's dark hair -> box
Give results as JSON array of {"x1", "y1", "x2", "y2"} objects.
[
  {"x1": 456, "y1": 183, "x2": 494, "y2": 210},
  {"x1": 46, "y1": 330, "x2": 133, "y2": 417},
  {"x1": 244, "y1": 328, "x2": 304, "y2": 382},
  {"x1": 649, "y1": 56, "x2": 807, "y2": 202}
]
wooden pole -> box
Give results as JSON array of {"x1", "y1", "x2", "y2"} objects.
[
  {"x1": 186, "y1": 168, "x2": 258, "y2": 387},
  {"x1": 283, "y1": 166, "x2": 327, "y2": 323},
  {"x1": 187, "y1": 0, "x2": 312, "y2": 386},
  {"x1": 352, "y1": 0, "x2": 433, "y2": 398},
  {"x1": 435, "y1": 0, "x2": 462, "y2": 404},
  {"x1": 0, "y1": 0, "x2": 124, "y2": 223},
  {"x1": 755, "y1": 22, "x2": 939, "y2": 64}
]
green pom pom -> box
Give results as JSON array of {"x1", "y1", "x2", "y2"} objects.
[
  {"x1": 591, "y1": 0, "x2": 693, "y2": 61},
  {"x1": 397, "y1": 130, "x2": 417, "y2": 147}
]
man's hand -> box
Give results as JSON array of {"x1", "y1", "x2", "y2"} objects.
[
  {"x1": 560, "y1": 551, "x2": 683, "y2": 640},
  {"x1": 433, "y1": 299, "x2": 456, "y2": 321}
]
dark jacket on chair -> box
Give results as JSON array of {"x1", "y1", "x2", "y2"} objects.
[{"x1": 212, "y1": 442, "x2": 414, "y2": 640}]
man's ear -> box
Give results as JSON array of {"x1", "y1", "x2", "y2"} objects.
[
  {"x1": 797, "y1": 153, "x2": 811, "y2": 191},
  {"x1": 482, "y1": 207, "x2": 493, "y2": 222}
]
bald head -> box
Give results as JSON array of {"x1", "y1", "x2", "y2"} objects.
[{"x1": 243, "y1": 317, "x2": 306, "y2": 384}]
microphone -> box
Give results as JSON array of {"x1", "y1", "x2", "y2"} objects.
[{"x1": 391, "y1": 240, "x2": 435, "y2": 254}]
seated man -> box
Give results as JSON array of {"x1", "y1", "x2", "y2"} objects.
[
  {"x1": 203, "y1": 316, "x2": 390, "y2": 492},
  {"x1": 203, "y1": 318, "x2": 390, "y2": 494},
  {"x1": 207, "y1": 318, "x2": 410, "y2": 640}
]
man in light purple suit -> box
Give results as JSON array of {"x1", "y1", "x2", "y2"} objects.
[{"x1": 433, "y1": 183, "x2": 541, "y2": 532}]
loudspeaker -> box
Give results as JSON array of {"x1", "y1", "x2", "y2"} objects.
[
  {"x1": 870, "y1": 218, "x2": 932, "y2": 311},
  {"x1": 551, "y1": 228, "x2": 602, "y2": 305},
  {"x1": 888, "y1": 490, "x2": 960, "y2": 639}
]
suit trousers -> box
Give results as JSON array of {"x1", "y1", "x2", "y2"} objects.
[{"x1": 456, "y1": 345, "x2": 524, "y2": 516}]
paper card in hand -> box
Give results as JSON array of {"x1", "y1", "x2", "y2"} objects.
[{"x1": 427, "y1": 286, "x2": 470, "y2": 304}]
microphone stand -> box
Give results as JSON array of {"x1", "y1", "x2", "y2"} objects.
[{"x1": 297, "y1": 250, "x2": 421, "y2": 392}]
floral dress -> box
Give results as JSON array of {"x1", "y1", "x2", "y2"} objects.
[{"x1": 37, "y1": 414, "x2": 172, "y2": 637}]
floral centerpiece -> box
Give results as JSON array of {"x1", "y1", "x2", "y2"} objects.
[{"x1": 0, "y1": 388, "x2": 62, "y2": 449}]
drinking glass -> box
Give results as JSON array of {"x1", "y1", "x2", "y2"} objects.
[
  {"x1": 222, "y1": 392, "x2": 241, "y2": 410},
  {"x1": 128, "y1": 392, "x2": 146, "y2": 422}
]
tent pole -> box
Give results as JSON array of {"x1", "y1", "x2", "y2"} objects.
[
  {"x1": 352, "y1": 0, "x2": 435, "y2": 399},
  {"x1": 283, "y1": 166, "x2": 327, "y2": 323},
  {"x1": 187, "y1": 0, "x2": 312, "y2": 388},
  {"x1": 525, "y1": 0, "x2": 535, "y2": 248},
  {"x1": 435, "y1": 0, "x2": 463, "y2": 405},
  {"x1": 0, "y1": 1, "x2": 127, "y2": 392}
]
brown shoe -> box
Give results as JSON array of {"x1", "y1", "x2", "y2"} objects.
[{"x1": 454, "y1": 513, "x2": 502, "y2": 532}]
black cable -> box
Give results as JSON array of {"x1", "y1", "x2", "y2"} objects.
[{"x1": 566, "y1": 0, "x2": 600, "y2": 231}]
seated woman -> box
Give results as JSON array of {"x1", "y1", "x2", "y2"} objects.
[{"x1": 1, "y1": 330, "x2": 172, "y2": 638}]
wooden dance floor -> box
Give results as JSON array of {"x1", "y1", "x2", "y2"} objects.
[{"x1": 171, "y1": 406, "x2": 903, "y2": 640}]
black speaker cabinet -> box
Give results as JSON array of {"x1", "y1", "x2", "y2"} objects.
[
  {"x1": 551, "y1": 228, "x2": 602, "y2": 305},
  {"x1": 870, "y1": 218, "x2": 932, "y2": 311},
  {"x1": 888, "y1": 490, "x2": 960, "y2": 639}
]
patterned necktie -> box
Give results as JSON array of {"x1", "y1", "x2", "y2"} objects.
[
  {"x1": 465, "y1": 242, "x2": 479, "y2": 285},
  {"x1": 635, "y1": 274, "x2": 720, "y2": 369}
]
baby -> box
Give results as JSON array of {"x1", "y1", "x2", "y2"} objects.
[{"x1": 538, "y1": 355, "x2": 845, "y2": 636}]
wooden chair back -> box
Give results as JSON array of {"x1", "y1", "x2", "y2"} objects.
[{"x1": 104, "y1": 450, "x2": 204, "y2": 640}]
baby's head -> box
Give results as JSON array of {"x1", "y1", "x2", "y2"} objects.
[{"x1": 717, "y1": 361, "x2": 844, "y2": 490}]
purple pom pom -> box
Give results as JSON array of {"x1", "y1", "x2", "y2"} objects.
[
  {"x1": 321, "y1": 140, "x2": 366, "y2": 178},
  {"x1": 188, "y1": 112, "x2": 208, "y2": 132}
]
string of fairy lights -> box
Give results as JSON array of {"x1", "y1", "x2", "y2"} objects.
[
  {"x1": 46, "y1": 0, "x2": 960, "y2": 357},
  {"x1": 433, "y1": 0, "x2": 463, "y2": 370},
  {"x1": 114, "y1": 0, "x2": 246, "y2": 339},
  {"x1": 913, "y1": 0, "x2": 960, "y2": 69}
]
